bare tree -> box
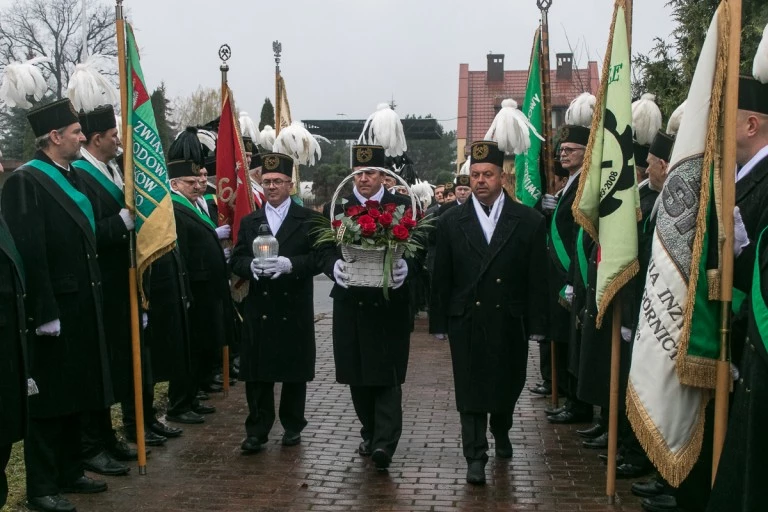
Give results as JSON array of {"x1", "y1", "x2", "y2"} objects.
[
  {"x1": 0, "y1": 0, "x2": 117, "y2": 100},
  {"x1": 170, "y1": 86, "x2": 221, "y2": 130}
]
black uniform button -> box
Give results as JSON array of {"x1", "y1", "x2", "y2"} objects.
[
  {"x1": 263, "y1": 291, "x2": 268, "y2": 296},
  {"x1": 496, "y1": 278, "x2": 502, "y2": 284},
  {"x1": 495, "y1": 304, "x2": 500, "y2": 309},
  {"x1": 475, "y1": 301, "x2": 481, "y2": 307},
  {"x1": 282, "y1": 317, "x2": 287, "y2": 321},
  {"x1": 284, "y1": 292, "x2": 288, "y2": 296},
  {"x1": 358, "y1": 301, "x2": 364, "y2": 306},
  {"x1": 262, "y1": 315, "x2": 268, "y2": 320}
]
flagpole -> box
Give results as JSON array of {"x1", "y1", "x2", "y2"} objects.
[
  {"x1": 116, "y1": 0, "x2": 147, "y2": 475},
  {"x1": 218, "y1": 45, "x2": 231, "y2": 398},
  {"x1": 273, "y1": 41, "x2": 282, "y2": 136},
  {"x1": 712, "y1": 0, "x2": 740, "y2": 484}
]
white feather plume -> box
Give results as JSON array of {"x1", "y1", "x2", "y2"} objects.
[
  {"x1": 66, "y1": 55, "x2": 118, "y2": 112},
  {"x1": 260, "y1": 125, "x2": 276, "y2": 151},
  {"x1": 458, "y1": 159, "x2": 470, "y2": 175},
  {"x1": 358, "y1": 103, "x2": 407, "y2": 157},
  {"x1": 238, "y1": 111, "x2": 261, "y2": 146},
  {"x1": 754, "y1": 23, "x2": 768, "y2": 84},
  {"x1": 631, "y1": 93, "x2": 662, "y2": 145},
  {"x1": 484, "y1": 99, "x2": 543, "y2": 156},
  {"x1": 115, "y1": 114, "x2": 122, "y2": 141},
  {"x1": 565, "y1": 93, "x2": 596, "y2": 128},
  {"x1": 0, "y1": 57, "x2": 50, "y2": 108},
  {"x1": 410, "y1": 179, "x2": 433, "y2": 211},
  {"x1": 666, "y1": 101, "x2": 686, "y2": 136},
  {"x1": 273, "y1": 121, "x2": 322, "y2": 166},
  {"x1": 197, "y1": 129, "x2": 217, "y2": 153}
]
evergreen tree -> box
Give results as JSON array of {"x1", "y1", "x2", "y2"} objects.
[
  {"x1": 259, "y1": 98, "x2": 275, "y2": 131},
  {"x1": 150, "y1": 82, "x2": 173, "y2": 154}
]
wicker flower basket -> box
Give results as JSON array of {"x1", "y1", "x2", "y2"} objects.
[{"x1": 330, "y1": 167, "x2": 418, "y2": 288}]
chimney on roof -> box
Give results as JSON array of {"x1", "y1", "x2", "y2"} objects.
[
  {"x1": 487, "y1": 53, "x2": 504, "y2": 83},
  {"x1": 556, "y1": 53, "x2": 573, "y2": 80}
]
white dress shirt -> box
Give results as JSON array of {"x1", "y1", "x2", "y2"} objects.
[
  {"x1": 353, "y1": 185, "x2": 385, "y2": 205},
  {"x1": 265, "y1": 197, "x2": 292, "y2": 235},
  {"x1": 736, "y1": 145, "x2": 768, "y2": 182}
]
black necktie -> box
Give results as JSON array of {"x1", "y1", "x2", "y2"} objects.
[{"x1": 480, "y1": 203, "x2": 491, "y2": 216}]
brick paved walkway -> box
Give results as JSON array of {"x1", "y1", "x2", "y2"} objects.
[{"x1": 66, "y1": 314, "x2": 643, "y2": 512}]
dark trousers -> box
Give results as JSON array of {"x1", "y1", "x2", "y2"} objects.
[
  {"x1": 24, "y1": 414, "x2": 83, "y2": 498},
  {"x1": 121, "y1": 386, "x2": 157, "y2": 433},
  {"x1": 79, "y1": 408, "x2": 118, "y2": 458},
  {"x1": 1, "y1": 443, "x2": 11, "y2": 508},
  {"x1": 244, "y1": 381, "x2": 307, "y2": 438},
  {"x1": 349, "y1": 385, "x2": 403, "y2": 457},
  {"x1": 459, "y1": 411, "x2": 513, "y2": 462},
  {"x1": 167, "y1": 368, "x2": 198, "y2": 416}
]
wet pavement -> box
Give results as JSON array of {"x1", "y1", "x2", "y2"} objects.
[{"x1": 67, "y1": 278, "x2": 643, "y2": 511}]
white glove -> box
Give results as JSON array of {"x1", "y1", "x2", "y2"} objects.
[
  {"x1": 223, "y1": 247, "x2": 232, "y2": 261},
  {"x1": 36, "y1": 319, "x2": 61, "y2": 336},
  {"x1": 391, "y1": 259, "x2": 408, "y2": 289},
  {"x1": 333, "y1": 259, "x2": 349, "y2": 288},
  {"x1": 541, "y1": 194, "x2": 558, "y2": 213},
  {"x1": 119, "y1": 208, "x2": 135, "y2": 230},
  {"x1": 260, "y1": 256, "x2": 293, "y2": 279},
  {"x1": 564, "y1": 285, "x2": 574, "y2": 305},
  {"x1": 215, "y1": 224, "x2": 232, "y2": 240},
  {"x1": 27, "y1": 378, "x2": 39, "y2": 396},
  {"x1": 734, "y1": 206, "x2": 749, "y2": 257},
  {"x1": 433, "y1": 334, "x2": 447, "y2": 340},
  {"x1": 142, "y1": 312, "x2": 148, "y2": 329},
  {"x1": 529, "y1": 334, "x2": 546, "y2": 341},
  {"x1": 250, "y1": 259, "x2": 261, "y2": 281},
  {"x1": 621, "y1": 326, "x2": 632, "y2": 342}
]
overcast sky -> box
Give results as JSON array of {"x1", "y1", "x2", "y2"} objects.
[{"x1": 3, "y1": 0, "x2": 677, "y2": 132}]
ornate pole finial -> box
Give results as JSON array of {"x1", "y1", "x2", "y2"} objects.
[
  {"x1": 537, "y1": 0, "x2": 552, "y2": 12},
  {"x1": 273, "y1": 40, "x2": 282, "y2": 73},
  {"x1": 219, "y1": 43, "x2": 231, "y2": 73}
]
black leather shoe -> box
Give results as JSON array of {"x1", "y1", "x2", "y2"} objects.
[
  {"x1": 547, "y1": 409, "x2": 592, "y2": 424},
  {"x1": 196, "y1": 390, "x2": 210, "y2": 401},
  {"x1": 192, "y1": 403, "x2": 216, "y2": 415},
  {"x1": 213, "y1": 374, "x2": 238, "y2": 386},
  {"x1": 598, "y1": 453, "x2": 624, "y2": 464},
  {"x1": 26, "y1": 494, "x2": 76, "y2": 512},
  {"x1": 494, "y1": 434, "x2": 513, "y2": 459},
  {"x1": 641, "y1": 494, "x2": 678, "y2": 512},
  {"x1": 576, "y1": 423, "x2": 605, "y2": 439},
  {"x1": 582, "y1": 432, "x2": 608, "y2": 449},
  {"x1": 617, "y1": 462, "x2": 653, "y2": 479},
  {"x1": 358, "y1": 439, "x2": 372, "y2": 456},
  {"x1": 371, "y1": 448, "x2": 391, "y2": 471},
  {"x1": 202, "y1": 382, "x2": 224, "y2": 393},
  {"x1": 240, "y1": 436, "x2": 263, "y2": 454},
  {"x1": 82, "y1": 451, "x2": 130, "y2": 476},
  {"x1": 281, "y1": 431, "x2": 301, "y2": 446},
  {"x1": 632, "y1": 476, "x2": 667, "y2": 498},
  {"x1": 150, "y1": 421, "x2": 183, "y2": 438},
  {"x1": 60, "y1": 475, "x2": 108, "y2": 494},
  {"x1": 126, "y1": 429, "x2": 167, "y2": 447},
  {"x1": 166, "y1": 411, "x2": 205, "y2": 424},
  {"x1": 108, "y1": 440, "x2": 142, "y2": 461},
  {"x1": 528, "y1": 381, "x2": 552, "y2": 395},
  {"x1": 466, "y1": 460, "x2": 486, "y2": 485}
]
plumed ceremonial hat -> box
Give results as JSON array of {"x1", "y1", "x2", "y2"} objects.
[
  {"x1": 633, "y1": 142, "x2": 650, "y2": 169},
  {"x1": 78, "y1": 104, "x2": 116, "y2": 137},
  {"x1": 740, "y1": 23, "x2": 768, "y2": 115},
  {"x1": 454, "y1": 174, "x2": 471, "y2": 187},
  {"x1": 250, "y1": 152, "x2": 263, "y2": 170},
  {"x1": 167, "y1": 159, "x2": 200, "y2": 179},
  {"x1": 469, "y1": 140, "x2": 504, "y2": 167},
  {"x1": 352, "y1": 144, "x2": 387, "y2": 168},
  {"x1": 260, "y1": 152, "x2": 294, "y2": 177},
  {"x1": 556, "y1": 124, "x2": 590, "y2": 147},
  {"x1": 649, "y1": 130, "x2": 675, "y2": 162},
  {"x1": 27, "y1": 98, "x2": 80, "y2": 138}
]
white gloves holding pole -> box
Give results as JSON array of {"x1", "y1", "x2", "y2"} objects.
[{"x1": 36, "y1": 319, "x2": 61, "y2": 337}]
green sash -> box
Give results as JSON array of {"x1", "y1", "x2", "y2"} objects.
[
  {"x1": 172, "y1": 194, "x2": 216, "y2": 230},
  {"x1": 203, "y1": 193, "x2": 216, "y2": 203},
  {"x1": 0, "y1": 220, "x2": 25, "y2": 288},
  {"x1": 550, "y1": 200, "x2": 571, "y2": 272},
  {"x1": 27, "y1": 159, "x2": 95, "y2": 233},
  {"x1": 72, "y1": 160, "x2": 125, "y2": 208},
  {"x1": 576, "y1": 227, "x2": 588, "y2": 287},
  {"x1": 751, "y1": 228, "x2": 768, "y2": 352}
]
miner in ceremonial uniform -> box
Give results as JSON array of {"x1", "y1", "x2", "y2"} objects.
[
  {"x1": 231, "y1": 152, "x2": 331, "y2": 454},
  {"x1": 0, "y1": 214, "x2": 27, "y2": 509},
  {"x1": 430, "y1": 140, "x2": 547, "y2": 485},
  {"x1": 1, "y1": 99, "x2": 112, "y2": 512},
  {"x1": 324, "y1": 144, "x2": 414, "y2": 471}
]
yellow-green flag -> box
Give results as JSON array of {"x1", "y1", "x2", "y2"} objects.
[{"x1": 572, "y1": 0, "x2": 640, "y2": 327}]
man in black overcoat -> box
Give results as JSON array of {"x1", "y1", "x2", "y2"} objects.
[
  {"x1": 231, "y1": 152, "x2": 331, "y2": 454},
  {"x1": 2, "y1": 99, "x2": 112, "y2": 512},
  {"x1": 323, "y1": 145, "x2": 415, "y2": 471},
  {"x1": 0, "y1": 215, "x2": 27, "y2": 509},
  {"x1": 430, "y1": 140, "x2": 547, "y2": 485}
]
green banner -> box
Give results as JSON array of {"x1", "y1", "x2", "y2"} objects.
[{"x1": 514, "y1": 29, "x2": 543, "y2": 207}]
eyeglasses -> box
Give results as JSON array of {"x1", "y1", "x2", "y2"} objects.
[
  {"x1": 262, "y1": 179, "x2": 291, "y2": 187},
  {"x1": 177, "y1": 178, "x2": 201, "y2": 186},
  {"x1": 559, "y1": 146, "x2": 584, "y2": 155}
]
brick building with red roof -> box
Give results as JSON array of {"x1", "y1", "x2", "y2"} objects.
[{"x1": 456, "y1": 53, "x2": 599, "y2": 166}]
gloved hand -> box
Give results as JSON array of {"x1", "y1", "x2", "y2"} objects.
[
  {"x1": 260, "y1": 256, "x2": 293, "y2": 279},
  {"x1": 223, "y1": 247, "x2": 232, "y2": 261},
  {"x1": 27, "y1": 378, "x2": 39, "y2": 396},
  {"x1": 36, "y1": 319, "x2": 61, "y2": 337},
  {"x1": 433, "y1": 334, "x2": 447, "y2": 341},
  {"x1": 333, "y1": 259, "x2": 349, "y2": 288},
  {"x1": 529, "y1": 334, "x2": 546, "y2": 342},
  {"x1": 142, "y1": 312, "x2": 148, "y2": 329},
  {"x1": 215, "y1": 224, "x2": 232, "y2": 240},
  {"x1": 119, "y1": 208, "x2": 135, "y2": 230},
  {"x1": 541, "y1": 194, "x2": 558, "y2": 213},
  {"x1": 734, "y1": 206, "x2": 749, "y2": 257},
  {"x1": 621, "y1": 326, "x2": 632, "y2": 342},
  {"x1": 391, "y1": 259, "x2": 408, "y2": 289},
  {"x1": 564, "y1": 284, "x2": 574, "y2": 305},
  {"x1": 250, "y1": 259, "x2": 261, "y2": 281}
]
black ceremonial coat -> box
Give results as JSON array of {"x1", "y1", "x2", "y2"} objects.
[
  {"x1": 0, "y1": 217, "x2": 27, "y2": 446},
  {"x1": 231, "y1": 202, "x2": 330, "y2": 383},
  {"x1": 173, "y1": 198, "x2": 235, "y2": 358},
  {"x1": 430, "y1": 194, "x2": 548, "y2": 413},
  {"x1": 547, "y1": 176, "x2": 580, "y2": 343},
  {"x1": 323, "y1": 190, "x2": 414, "y2": 387},
  {"x1": 1, "y1": 151, "x2": 112, "y2": 418},
  {"x1": 74, "y1": 159, "x2": 133, "y2": 401}
]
